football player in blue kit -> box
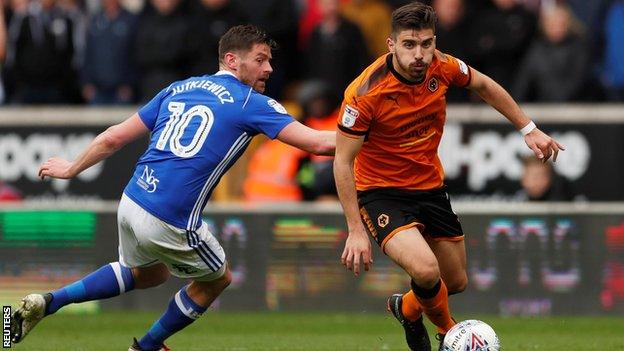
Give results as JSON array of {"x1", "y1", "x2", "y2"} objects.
[{"x1": 10, "y1": 25, "x2": 335, "y2": 351}]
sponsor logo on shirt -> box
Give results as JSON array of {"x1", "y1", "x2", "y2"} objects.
[
  {"x1": 137, "y1": 165, "x2": 159, "y2": 193},
  {"x1": 341, "y1": 105, "x2": 359, "y2": 128}
]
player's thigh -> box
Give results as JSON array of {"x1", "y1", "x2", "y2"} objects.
[
  {"x1": 384, "y1": 227, "x2": 440, "y2": 286},
  {"x1": 117, "y1": 194, "x2": 162, "y2": 268},
  {"x1": 428, "y1": 238, "x2": 467, "y2": 294}
]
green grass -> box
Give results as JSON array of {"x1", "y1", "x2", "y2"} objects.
[{"x1": 10, "y1": 312, "x2": 624, "y2": 350}]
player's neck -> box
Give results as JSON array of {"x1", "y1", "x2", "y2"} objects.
[{"x1": 216, "y1": 68, "x2": 239, "y2": 80}]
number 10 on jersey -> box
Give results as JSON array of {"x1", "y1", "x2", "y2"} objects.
[{"x1": 156, "y1": 101, "x2": 215, "y2": 158}]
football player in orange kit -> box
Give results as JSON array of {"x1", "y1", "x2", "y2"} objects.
[{"x1": 333, "y1": 2, "x2": 564, "y2": 350}]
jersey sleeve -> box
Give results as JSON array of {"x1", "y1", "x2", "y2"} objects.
[
  {"x1": 443, "y1": 54, "x2": 472, "y2": 88},
  {"x1": 245, "y1": 95, "x2": 296, "y2": 139},
  {"x1": 137, "y1": 86, "x2": 170, "y2": 130},
  {"x1": 336, "y1": 86, "x2": 375, "y2": 138}
]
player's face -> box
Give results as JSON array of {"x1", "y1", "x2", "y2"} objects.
[
  {"x1": 388, "y1": 28, "x2": 436, "y2": 83},
  {"x1": 237, "y1": 43, "x2": 273, "y2": 93}
]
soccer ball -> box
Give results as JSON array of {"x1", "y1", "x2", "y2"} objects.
[{"x1": 440, "y1": 319, "x2": 500, "y2": 351}]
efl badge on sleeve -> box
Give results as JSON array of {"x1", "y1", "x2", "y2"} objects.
[
  {"x1": 267, "y1": 99, "x2": 288, "y2": 114},
  {"x1": 341, "y1": 105, "x2": 359, "y2": 128}
]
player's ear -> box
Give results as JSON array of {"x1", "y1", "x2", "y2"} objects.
[
  {"x1": 387, "y1": 37, "x2": 395, "y2": 54},
  {"x1": 224, "y1": 52, "x2": 238, "y2": 70}
]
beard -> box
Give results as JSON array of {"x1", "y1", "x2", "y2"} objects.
[
  {"x1": 253, "y1": 80, "x2": 266, "y2": 93},
  {"x1": 397, "y1": 59, "x2": 428, "y2": 83}
]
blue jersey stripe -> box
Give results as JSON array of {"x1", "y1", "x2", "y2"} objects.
[
  {"x1": 186, "y1": 134, "x2": 247, "y2": 230},
  {"x1": 191, "y1": 230, "x2": 223, "y2": 266},
  {"x1": 186, "y1": 133, "x2": 251, "y2": 230},
  {"x1": 185, "y1": 231, "x2": 218, "y2": 271}
]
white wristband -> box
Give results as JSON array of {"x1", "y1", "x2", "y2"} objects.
[{"x1": 520, "y1": 121, "x2": 536, "y2": 136}]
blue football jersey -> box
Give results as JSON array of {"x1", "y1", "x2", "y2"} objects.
[{"x1": 123, "y1": 71, "x2": 294, "y2": 230}]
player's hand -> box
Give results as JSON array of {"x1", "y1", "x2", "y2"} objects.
[
  {"x1": 341, "y1": 227, "x2": 373, "y2": 277},
  {"x1": 38, "y1": 157, "x2": 74, "y2": 180},
  {"x1": 524, "y1": 128, "x2": 565, "y2": 162}
]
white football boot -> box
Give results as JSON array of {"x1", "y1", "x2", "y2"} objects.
[{"x1": 10, "y1": 293, "x2": 49, "y2": 343}]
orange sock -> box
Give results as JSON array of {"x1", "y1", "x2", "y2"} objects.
[
  {"x1": 416, "y1": 280, "x2": 456, "y2": 334},
  {"x1": 401, "y1": 290, "x2": 423, "y2": 321}
]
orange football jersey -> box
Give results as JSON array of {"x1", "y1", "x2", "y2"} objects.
[{"x1": 337, "y1": 51, "x2": 472, "y2": 191}]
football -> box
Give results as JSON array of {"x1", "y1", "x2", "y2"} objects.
[{"x1": 441, "y1": 319, "x2": 500, "y2": 351}]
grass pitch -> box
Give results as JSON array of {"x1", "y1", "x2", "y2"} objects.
[{"x1": 10, "y1": 311, "x2": 624, "y2": 350}]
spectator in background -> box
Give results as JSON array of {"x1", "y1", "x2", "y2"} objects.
[
  {"x1": 304, "y1": 0, "x2": 370, "y2": 95},
  {"x1": 134, "y1": 0, "x2": 193, "y2": 102},
  {"x1": 297, "y1": 80, "x2": 341, "y2": 201},
  {"x1": 57, "y1": 0, "x2": 86, "y2": 69},
  {"x1": 341, "y1": 0, "x2": 392, "y2": 58},
  {"x1": 433, "y1": 0, "x2": 471, "y2": 102},
  {"x1": 433, "y1": 0, "x2": 469, "y2": 58},
  {"x1": 189, "y1": 0, "x2": 247, "y2": 76},
  {"x1": 82, "y1": 0, "x2": 137, "y2": 104},
  {"x1": 515, "y1": 156, "x2": 574, "y2": 201},
  {"x1": 0, "y1": 0, "x2": 8, "y2": 103},
  {"x1": 242, "y1": 140, "x2": 308, "y2": 202},
  {"x1": 601, "y1": 0, "x2": 624, "y2": 101},
  {"x1": 239, "y1": 0, "x2": 298, "y2": 100},
  {"x1": 468, "y1": 0, "x2": 536, "y2": 90},
  {"x1": 297, "y1": 0, "x2": 322, "y2": 51},
  {"x1": 512, "y1": 2, "x2": 588, "y2": 102},
  {"x1": 5, "y1": 0, "x2": 79, "y2": 104}
]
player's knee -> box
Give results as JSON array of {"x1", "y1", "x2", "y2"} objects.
[
  {"x1": 132, "y1": 265, "x2": 170, "y2": 289},
  {"x1": 218, "y1": 268, "x2": 232, "y2": 291},
  {"x1": 446, "y1": 273, "x2": 468, "y2": 295},
  {"x1": 409, "y1": 260, "x2": 440, "y2": 288}
]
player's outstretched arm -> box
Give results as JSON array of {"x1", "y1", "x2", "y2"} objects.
[
  {"x1": 334, "y1": 132, "x2": 372, "y2": 277},
  {"x1": 467, "y1": 68, "x2": 565, "y2": 162},
  {"x1": 276, "y1": 121, "x2": 336, "y2": 155},
  {"x1": 38, "y1": 113, "x2": 149, "y2": 180}
]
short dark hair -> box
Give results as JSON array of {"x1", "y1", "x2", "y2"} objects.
[
  {"x1": 218, "y1": 24, "x2": 277, "y2": 63},
  {"x1": 391, "y1": 2, "x2": 437, "y2": 37}
]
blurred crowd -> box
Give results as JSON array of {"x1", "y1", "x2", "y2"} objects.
[{"x1": 0, "y1": 0, "x2": 622, "y2": 106}]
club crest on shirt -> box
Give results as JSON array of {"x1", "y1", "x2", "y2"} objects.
[
  {"x1": 341, "y1": 105, "x2": 359, "y2": 128},
  {"x1": 457, "y1": 59, "x2": 469, "y2": 75},
  {"x1": 428, "y1": 77, "x2": 438, "y2": 92},
  {"x1": 268, "y1": 99, "x2": 288, "y2": 114},
  {"x1": 377, "y1": 214, "x2": 390, "y2": 228}
]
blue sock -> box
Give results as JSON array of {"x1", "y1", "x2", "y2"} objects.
[
  {"x1": 46, "y1": 262, "x2": 134, "y2": 315},
  {"x1": 139, "y1": 286, "x2": 207, "y2": 351}
]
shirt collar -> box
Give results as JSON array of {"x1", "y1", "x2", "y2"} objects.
[{"x1": 215, "y1": 70, "x2": 238, "y2": 78}]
